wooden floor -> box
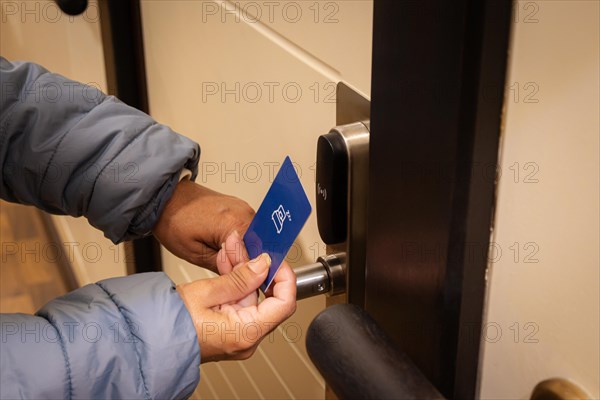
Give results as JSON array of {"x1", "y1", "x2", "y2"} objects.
[{"x1": 0, "y1": 200, "x2": 70, "y2": 314}]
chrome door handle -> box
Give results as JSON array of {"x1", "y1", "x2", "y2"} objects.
[{"x1": 295, "y1": 253, "x2": 346, "y2": 300}]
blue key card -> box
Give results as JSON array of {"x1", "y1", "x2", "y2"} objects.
[{"x1": 244, "y1": 156, "x2": 312, "y2": 292}]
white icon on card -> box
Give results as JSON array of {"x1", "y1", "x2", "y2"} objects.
[{"x1": 272, "y1": 205, "x2": 291, "y2": 234}]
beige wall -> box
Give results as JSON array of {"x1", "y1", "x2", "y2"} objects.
[
  {"x1": 0, "y1": 0, "x2": 126, "y2": 284},
  {"x1": 140, "y1": 1, "x2": 372, "y2": 398},
  {"x1": 479, "y1": 1, "x2": 600, "y2": 398}
]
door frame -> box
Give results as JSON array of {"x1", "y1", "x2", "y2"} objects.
[
  {"x1": 98, "y1": 0, "x2": 162, "y2": 274},
  {"x1": 366, "y1": 1, "x2": 512, "y2": 398}
]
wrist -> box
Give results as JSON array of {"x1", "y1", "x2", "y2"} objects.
[{"x1": 176, "y1": 283, "x2": 203, "y2": 344}]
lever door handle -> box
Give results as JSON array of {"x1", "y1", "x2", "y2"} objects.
[{"x1": 295, "y1": 253, "x2": 346, "y2": 300}]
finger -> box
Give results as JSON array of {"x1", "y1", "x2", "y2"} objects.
[
  {"x1": 236, "y1": 288, "x2": 259, "y2": 308},
  {"x1": 216, "y1": 246, "x2": 234, "y2": 275},
  {"x1": 271, "y1": 261, "x2": 296, "y2": 300},
  {"x1": 222, "y1": 231, "x2": 257, "y2": 306},
  {"x1": 203, "y1": 253, "x2": 270, "y2": 306},
  {"x1": 215, "y1": 231, "x2": 248, "y2": 276},
  {"x1": 224, "y1": 230, "x2": 250, "y2": 266},
  {"x1": 263, "y1": 260, "x2": 294, "y2": 298},
  {"x1": 256, "y1": 261, "x2": 296, "y2": 324}
]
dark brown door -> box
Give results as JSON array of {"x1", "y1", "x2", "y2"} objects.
[{"x1": 366, "y1": 1, "x2": 512, "y2": 398}]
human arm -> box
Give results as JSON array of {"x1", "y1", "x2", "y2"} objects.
[
  {"x1": 0, "y1": 56, "x2": 199, "y2": 243},
  {"x1": 0, "y1": 56, "x2": 253, "y2": 271},
  {"x1": 0, "y1": 273, "x2": 200, "y2": 399},
  {"x1": 0, "y1": 234, "x2": 296, "y2": 398}
]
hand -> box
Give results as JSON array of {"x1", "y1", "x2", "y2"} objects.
[
  {"x1": 214, "y1": 230, "x2": 291, "y2": 306},
  {"x1": 177, "y1": 251, "x2": 297, "y2": 362},
  {"x1": 153, "y1": 180, "x2": 255, "y2": 272}
]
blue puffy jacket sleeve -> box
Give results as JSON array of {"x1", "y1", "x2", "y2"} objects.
[
  {"x1": 0, "y1": 273, "x2": 201, "y2": 399},
  {"x1": 0, "y1": 56, "x2": 200, "y2": 243},
  {"x1": 0, "y1": 57, "x2": 202, "y2": 398}
]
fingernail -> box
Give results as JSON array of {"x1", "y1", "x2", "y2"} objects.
[
  {"x1": 221, "y1": 242, "x2": 226, "y2": 250},
  {"x1": 232, "y1": 230, "x2": 241, "y2": 239},
  {"x1": 249, "y1": 253, "x2": 271, "y2": 273}
]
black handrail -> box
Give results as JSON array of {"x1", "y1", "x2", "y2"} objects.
[{"x1": 307, "y1": 304, "x2": 444, "y2": 400}]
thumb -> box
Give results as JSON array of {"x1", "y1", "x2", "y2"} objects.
[{"x1": 206, "y1": 253, "x2": 271, "y2": 306}]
